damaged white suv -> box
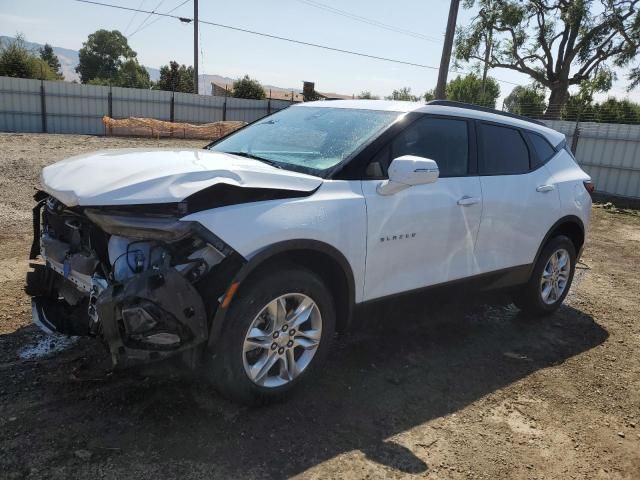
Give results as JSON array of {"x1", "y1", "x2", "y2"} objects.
[{"x1": 27, "y1": 100, "x2": 592, "y2": 403}]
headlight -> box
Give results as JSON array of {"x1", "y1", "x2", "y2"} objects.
[{"x1": 85, "y1": 209, "x2": 194, "y2": 242}]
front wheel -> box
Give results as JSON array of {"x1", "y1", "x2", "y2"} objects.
[
  {"x1": 207, "y1": 266, "x2": 335, "y2": 404},
  {"x1": 513, "y1": 235, "x2": 576, "y2": 315}
]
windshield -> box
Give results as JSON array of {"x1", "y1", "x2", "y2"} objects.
[{"x1": 208, "y1": 106, "x2": 401, "y2": 175}]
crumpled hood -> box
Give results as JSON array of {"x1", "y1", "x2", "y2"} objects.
[{"x1": 41, "y1": 148, "x2": 323, "y2": 207}]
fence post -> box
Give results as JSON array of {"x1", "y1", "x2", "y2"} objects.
[
  {"x1": 571, "y1": 123, "x2": 581, "y2": 154},
  {"x1": 108, "y1": 85, "x2": 113, "y2": 118},
  {"x1": 223, "y1": 86, "x2": 228, "y2": 121},
  {"x1": 39, "y1": 78, "x2": 47, "y2": 133},
  {"x1": 170, "y1": 90, "x2": 175, "y2": 122},
  {"x1": 106, "y1": 85, "x2": 113, "y2": 136},
  {"x1": 571, "y1": 107, "x2": 583, "y2": 154}
]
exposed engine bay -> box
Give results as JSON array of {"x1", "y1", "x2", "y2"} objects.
[{"x1": 26, "y1": 191, "x2": 242, "y2": 367}]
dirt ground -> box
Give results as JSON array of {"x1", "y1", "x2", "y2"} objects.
[{"x1": 0, "y1": 132, "x2": 639, "y2": 480}]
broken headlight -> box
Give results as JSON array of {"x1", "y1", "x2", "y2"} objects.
[{"x1": 85, "y1": 209, "x2": 194, "y2": 242}]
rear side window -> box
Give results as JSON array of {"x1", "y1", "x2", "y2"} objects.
[
  {"x1": 390, "y1": 117, "x2": 469, "y2": 177},
  {"x1": 526, "y1": 131, "x2": 556, "y2": 168},
  {"x1": 479, "y1": 123, "x2": 530, "y2": 175}
]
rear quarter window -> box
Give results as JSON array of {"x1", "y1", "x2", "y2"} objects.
[{"x1": 526, "y1": 131, "x2": 557, "y2": 168}]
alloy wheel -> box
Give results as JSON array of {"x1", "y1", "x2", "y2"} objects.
[
  {"x1": 540, "y1": 248, "x2": 571, "y2": 305},
  {"x1": 242, "y1": 293, "x2": 322, "y2": 388}
]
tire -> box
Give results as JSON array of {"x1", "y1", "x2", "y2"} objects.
[
  {"x1": 207, "y1": 265, "x2": 336, "y2": 405},
  {"x1": 513, "y1": 235, "x2": 576, "y2": 316}
]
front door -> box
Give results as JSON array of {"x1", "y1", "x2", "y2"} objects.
[{"x1": 360, "y1": 115, "x2": 483, "y2": 301}]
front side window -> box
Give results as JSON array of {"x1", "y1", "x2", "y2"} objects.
[
  {"x1": 209, "y1": 106, "x2": 401, "y2": 176},
  {"x1": 366, "y1": 116, "x2": 469, "y2": 178},
  {"x1": 479, "y1": 123, "x2": 530, "y2": 175}
]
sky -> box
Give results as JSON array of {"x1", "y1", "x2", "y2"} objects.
[{"x1": 1, "y1": 0, "x2": 638, "y2": 103}]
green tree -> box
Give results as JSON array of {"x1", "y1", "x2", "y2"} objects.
[
  {"x1": 563, "y1": 97, "x2": 640, "y2": 123},
  {"x1": 76, "y1": 29, "x2": 136, "y2": 83},
  {"x1": 86, "y1": 77, "x2": 112, "y2": 86},
  {"x1": 455, "y1": 0, "x2": 640, "y2": 116},
  {"x1": 0, "y1": 35, "x2": 58, "y2": 80},
  {"x1": 357, "y1": 90, "x2": 379, "y2": 99},
  {"x1": 445, "y1": 74, "x2": 500, "y2": 107},
  {"x1": 560, "y1": 71, "x2": 613, "y2": 120},
  {"x1": 594, "y1": 98, "x2": 640, "y2": 124},
  {"x1": 86, "y1": 60, "x2": 150, "y2": 89},
  {"x1": 423, "y1": 89, "x2": 435, "y2": 101},
  {"x1": 156, "y1": 61, "x2": 194, "y2": 92},
  {"x1": 232, "y1": 75, "x2": 266, "y2": 99},
  {"x1": 115, "y1": 59, "x2": 150, "y2": 89},
  {"x1": 503, "y1": 85, "x2": 547, "y2": 117},
  {"x1": 39, "y1": 43, "x2": 63, "y2": 79},
  {"x1": 385, "y1": 87, "x2": 419, "y2": 101}
]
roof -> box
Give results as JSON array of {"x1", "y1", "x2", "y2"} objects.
[
  {"x1": 294, "y1": 99, "x2": 423, "y2": 112},
  {"x1": 294, "y1": 100, "x2": 564, "y2": 145},
  {"x1": 316, "y1": 91, "x2": 353, "y2": 100}
]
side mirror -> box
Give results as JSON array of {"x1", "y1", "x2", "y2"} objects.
[{"x1": 377, "y1": 155, "x2": 439, "y2": 196}]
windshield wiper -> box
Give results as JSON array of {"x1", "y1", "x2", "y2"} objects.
[{"x1": 223, "y1": 151, "x2": 282, "y2": 169}]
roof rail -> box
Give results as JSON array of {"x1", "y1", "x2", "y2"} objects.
[{"x1": 426, "y1": 100, "x2": 546, "y2": 126}]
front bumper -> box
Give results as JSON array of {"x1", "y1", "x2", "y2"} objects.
[{"x1": 26, "y1": 194, "x2": 238, "y2": 368}]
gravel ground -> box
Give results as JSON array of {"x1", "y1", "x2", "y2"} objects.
[{"x1": 0, "y1": 133, "x2": 639, "y2": 479}]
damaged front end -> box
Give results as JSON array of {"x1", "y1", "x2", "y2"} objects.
[{"x1": 26, "y1": 192, "x2": 242, "y2": 367}]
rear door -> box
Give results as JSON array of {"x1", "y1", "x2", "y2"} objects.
[
  {"x1": 360, "y1": 115, "x2": 483, "y2": 301},
  {"x1": 474, "y1": 122, "x2": 560, "y2": 274}
]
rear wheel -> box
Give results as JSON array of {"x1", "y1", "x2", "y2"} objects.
[
  {"x1": 513, "y1": 235, "x2": 576, "y2": 315},
  {"x1": 207, "y1": 266, "x2": 335, "y2": 404}
]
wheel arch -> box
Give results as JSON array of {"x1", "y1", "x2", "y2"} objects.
[
  {"x1": 207, "y1": 239, "x2": 356, "y2": 350},
  {"x1": 532, "y1": 215, "x2": 585, "y2": 271}
]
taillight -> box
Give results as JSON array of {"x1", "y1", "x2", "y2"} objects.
[{"x1": 583, "y1": 180, "x2": 595, "y2": 195}]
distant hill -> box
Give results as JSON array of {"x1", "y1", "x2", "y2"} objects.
[{"x1": 0, "y1": 36, "x2": 348, "y2": 98}]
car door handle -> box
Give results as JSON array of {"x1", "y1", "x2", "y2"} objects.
[
  {"x1": 536, "y1": 184, "x2": 555, "y2": 193},
  {"x1": 457, "y1": 195, "x2": 480, "y2": 206}
]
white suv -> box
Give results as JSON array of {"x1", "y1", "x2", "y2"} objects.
[{"x1": 27, "y1": 100, "x2": 592, "y2": 403}]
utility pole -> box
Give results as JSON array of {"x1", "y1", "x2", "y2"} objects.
[
  {"x1": 193, "y1": 0, "x2": 199, "y2": 94},
  {"x1": 434, "y1": 0, "x2": 461, "y2": 100}
]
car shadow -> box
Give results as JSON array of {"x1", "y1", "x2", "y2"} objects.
[{"x1": 1, "y1": 292, "x2": 608, "y2": 478}]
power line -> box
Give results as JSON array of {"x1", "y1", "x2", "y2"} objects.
[
  {"x1": 74, "y1": 0, "x2": 438, "y2": 69},
  {"x1": 73, "y1": 0, "x2": 520, "y2": 86},
  {"x1": 73, "y1": 0, "x2": 193, "y2": 23},
  {"x1": 293, "y1": 0, "x2": 442, "y2": 43},
  {"x1": 129, "y1": 0, "x2": 191, "y2": 38},
  {"x1": 196, "y1": 18, "x2": 440, "y2": 70},
  {"x1": 128, "y1": 0, "x2": 167, "y2": 38},
  {"x1": 123, "y1": 0, "x2": 147, "y2": 35}
]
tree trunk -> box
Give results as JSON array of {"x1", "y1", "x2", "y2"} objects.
[
  {"x1": 480, "y1": 29, "x2": 493, "y2": 106},
  {"x1": 545, "y1": 83, "x2": 570, "y2": 119}
]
